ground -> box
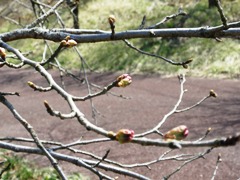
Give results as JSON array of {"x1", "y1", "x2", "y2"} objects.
[{"x1": 0, "y1": 67, "x2": 240, "y2": 179}]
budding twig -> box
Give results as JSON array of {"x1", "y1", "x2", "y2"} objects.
[
  {"x1": 108, "y1": 15, "x2": 116, "y2": 40},
  {"x1": 28, "y1": 81, "x2": 52, "y2": 92},
  {"x1": 43, "y1": 100, "x2": 76, "y2": 119}
]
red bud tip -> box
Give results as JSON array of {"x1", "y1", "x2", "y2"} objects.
[
  {"x1": 116, "y1": 74, "x2": 132, "y2": 87},
  {"x1": 163, "y1": 125, "x2": 188, "y2": 141},
  {"x1": 116, "y1": 129, "x2": 134, "y2": 144}
]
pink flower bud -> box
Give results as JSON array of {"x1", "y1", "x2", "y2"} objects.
[
  {"x1": 163, "y1": 125, "x2": 188, "y2": 141},
  {"x1": 116, "y1": 129, "x2": 134, "y2": 144},
  {"x1": 117, "y1": 74, "x2": 132, "y2": 87}
]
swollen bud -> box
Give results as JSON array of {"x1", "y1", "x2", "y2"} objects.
[
  {"x1": 108, "y1": 15, "x2": 116, "y2": 24},
  {"x1": 163, "y1": 125, "x2": 189, "y2": 141},
  {"x1": 60, "y1": 36, "x2": 77, "y2": 48},
  {"x1": 0, "y1": 47, "x2": 6, "y2": 60},
  {"x1": 27, "y1": 81, "x2": 36, "y2": 90},
  {"x1": 209, "y1": 90, "x2": 217, "y2": 98},
  {"x1": 182, "y1": 64, "x2": 188, "y2": 69},
  {"x1": 207, "y1": 127, "x2": 212, "y2": 133},
  {"x1": 116, "y1": 74, "x2": 132, "y2": 87},
  {"x1": 116, "y1": 129, "x2": 134, "y2": 144},
  {"x1": 43, "y1": 100, "x2": 54, "y2": 116}
]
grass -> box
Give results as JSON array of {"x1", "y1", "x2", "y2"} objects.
[
  {"x1": 0, "y1": 0, "x2": 240, "y2": 77},
  {"x1": 0, "y1": 150, "x2": 89, "y2": 180}
]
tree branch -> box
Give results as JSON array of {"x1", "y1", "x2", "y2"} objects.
[{"x1": 1, "y1": 23, "x2": 240, "y2": 43}]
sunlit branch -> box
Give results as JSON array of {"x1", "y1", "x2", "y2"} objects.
[
  {"x1": 1, "y1": 24, "x2": 240, "y2": 43},
  {"x1": 72, "y1": 79, "x2": 118, "y2": 101}
]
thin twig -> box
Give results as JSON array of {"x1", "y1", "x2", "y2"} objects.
[
  {"x1": 0, "y1": 92, "x2": 20, "y2": 96},
  {"x1": 92, "y1": 149, "x2": 110, "y2": 168},
  {"x1": 124, "y1": 39, "x2": 192, "y2": 66},
  {"x1": 195, "y1": 128, "x2": 212, "y2": 142},
  {"x1": 215, "y1": 0, "x2": 228, "y2": 29},
  {"x1": 175, "y1": 95, "x2": 211, "y2": 113},
  {"x1": 138, "y1": 15, "x2": 146, "y2": 29},
  {"x1": 135, "y1": 74, "x2": 186, "y2": 137},
  {"x1": 163, "y1": 148, "x2": 214, "y2": 179},
  {"x1": 26, "y1": 0, "x2": 65, "y2": 28},
  {"x1": 145, "y1": 11, "x2": 187, "y2": 29},
  {"x1": 211, "y1": 153, "x2": 222, "y2": 180}
]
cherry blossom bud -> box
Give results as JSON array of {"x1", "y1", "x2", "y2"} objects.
[
  {"x1": 207, "y1": 127, "x2": 212, "y2": 133},
  {"x1": 108, "y1": 15, "x2": 116, "y2": 24},
  {"x1": 163, "y1": 125, "x2": 188, "y2": 141},
  {"x1": 116, "y1": 129, "x2": 134, "y2": 144},
  {"x1": 60, "y1": 40, "x2": 67, "y2": 46},
  {"x1": 68, "y1": 39, "x2": 77, "y2": 47},
  {"x1": 116, "y1": 74, "x2": 132, "y2": 87},
  {"x1": 60, "y1": 37, "x2": 77, "y2": 48},
  {"x1": 209, "y1": 90, "x2": 217, "y2": 98}
]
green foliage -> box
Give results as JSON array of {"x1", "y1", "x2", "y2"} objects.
[
  {"x1": 77, "y1": 0, "x2": 240, "y2": 77},
  {"x1": 0, "y1": 0, "x2": 240, "y2": 77},
  {"x1": 0, "y1": 150, "x2": 88, "y2": 180}
]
